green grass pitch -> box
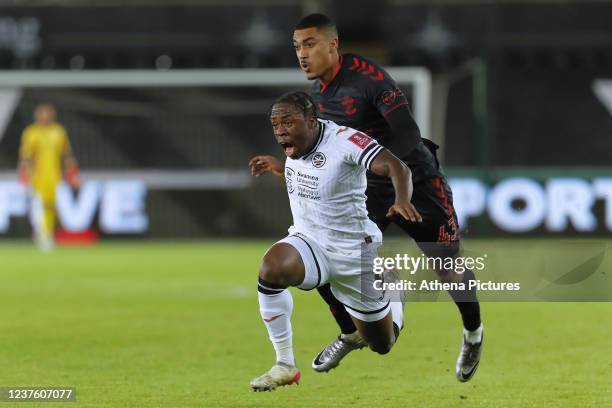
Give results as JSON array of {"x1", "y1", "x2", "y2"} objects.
[{"x1": 0, "y1": 240, "x2": 610, "y2": 407}]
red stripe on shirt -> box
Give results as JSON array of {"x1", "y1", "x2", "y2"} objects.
[
  {"x1": 382, "y1": 102, "x2": 409, "y2": 117},
  {"x1": 320, "y1": 56, "x2": 344, "y2": 93}
]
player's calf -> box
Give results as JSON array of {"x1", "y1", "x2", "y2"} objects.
[
  {"x1": 351, "y1": 310, "x2": 397, "y2": 355},
  {"x1": 420, "y1": 241, "x2": 465, "y2": 284},
  {"x1": 418, "y1": 241, "x2": 483, "y2": 381},
  {"x1": 252, "y1": 243, "x2": 306, "y2": 390}
]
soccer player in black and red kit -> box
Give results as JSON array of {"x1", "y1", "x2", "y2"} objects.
[{"x1": 250, "y1": 13, "x2": 483, "y2": 382}]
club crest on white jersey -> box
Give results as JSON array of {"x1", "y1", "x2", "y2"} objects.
[{"x1": 284, "y1": 119, "x2": 384, "y2": 251}]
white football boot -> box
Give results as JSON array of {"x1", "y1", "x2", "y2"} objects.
[{"x1": 250, "y1": 362, "x2": 301, "y2": 391}]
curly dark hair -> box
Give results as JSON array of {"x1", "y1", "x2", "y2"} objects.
[{"x1": 270, "y1": 91, "x2": 317, "y2": 119}]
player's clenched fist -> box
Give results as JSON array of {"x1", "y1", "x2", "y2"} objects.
[
  {"x1": 249, "y1": 155, "x2": 284, "y2": 177},
  {"x1": 386, "y1": 201, "x2": 423, "y2": 223}
]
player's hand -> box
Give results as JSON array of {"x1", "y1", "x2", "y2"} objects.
[
  {"x1": 65, "y1": 163, "x2": 80, "y2": 189},
  {"x1": 249, "y1": 155, "x2": 284, "y2": 177},
  {"x1": 17, "y1": 166, "x2": 29, "y2": 185},
  {"x1": 386, "y1": 200, "x2": 423, "y2": 223}
]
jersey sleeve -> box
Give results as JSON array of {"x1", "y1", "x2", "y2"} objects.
[
  {"x1": 335, "y1": 127, "x2": 384, "y2": 171},
  {"x1": 368, "y1": 72, "x2": 411, "y2": 119},
  {"x1": 19, "y1": 127, "x2": 35, "y2": 160},
  {"x1": 58, "y1": 125, "x2": 73, "y2": 156},
  {"x1": 366, "y1": 66, "x2": 421, "y2": 156}
]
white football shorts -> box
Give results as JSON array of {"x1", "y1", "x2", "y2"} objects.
[{"x1": 277, "y1": 232, "x2": 390, "y2": 322}]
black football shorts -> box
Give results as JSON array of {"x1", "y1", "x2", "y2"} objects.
[{"x1": 365, "y1": 173, "x2": 460, "y2": 247}]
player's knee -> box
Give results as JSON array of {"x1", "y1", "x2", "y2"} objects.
[
  {"x1": 259, "y1": 255, "x2": 299, "y2": 288},
  {"x1": 436, "y1": 268, "x2": 464, "y2": 284},
  {"x1": 369, "y1": 340, "x2": 393, "y2": 355},
  {"x1": 427, "y1": 242, "x2": 464, "y2": 283},
  {"x1": 259, "y1": 243, "x2": 305, "y2": 287},
  {"x1": 259, "y1": 259, "x2": 286, "y2": 286},
  {"x1": 365, "y1": 332, "x2": 395, "y2": 355}
]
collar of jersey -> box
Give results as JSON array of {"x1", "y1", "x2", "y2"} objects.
[
  {"x1": 301, "y1": 121, "x2": 325, "y2": 160},
  {"x1": 319, "y1": 55, "x2": 344, "y2": 93}
]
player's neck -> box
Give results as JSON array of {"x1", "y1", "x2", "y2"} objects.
[
  {"x1": 302, "y1": 122, "x2": 321, "y2": 157},
  {"x1": 320, "y1": 55, "x2": 341, "y2": 85}
]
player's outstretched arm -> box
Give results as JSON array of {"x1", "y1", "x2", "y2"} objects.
[
  {"x1": 249, "y1": 155, "x2": 285, "y2": 177},
  {"x1": 370, "y1": 149, "x2": 422, "y2": 223},
  {"x1": 16, "y1": 159, "x2": 31, "y2": 185},
  {"x1": 17, "y1": 130, "x2": 33, "y2": 185},
  {"x1": 61, "y1": 130, "x2": 80, "y2": 188},
  {"x1": 63, "y1": 155, "x2": 80, "y2": 189}
]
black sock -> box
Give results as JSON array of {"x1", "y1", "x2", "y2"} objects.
[
  {"x1": 317, "y1": 284, "x2": 357, "y2": 334},
  {"x1": 448, "y1": 269, "x2": 482, "y2": 331}
]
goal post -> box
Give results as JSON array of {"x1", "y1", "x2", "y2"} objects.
[
  {"x1": 0, "y1": 67, "x2": 434, "y2": 237},
  {"x1": 0, "y1": 67, "x2": 432, "y2": 140},
  {"x1": 0, "y1": 67, "x2": 432, "y2": 189}
]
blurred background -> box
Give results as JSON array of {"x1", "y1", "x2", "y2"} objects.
[
  {"x1": 1, "y1": 0, "x2": 611, "y2": 241},
  {"x1": 1, "y1": 5, "x2": 610, "y2": 406}
]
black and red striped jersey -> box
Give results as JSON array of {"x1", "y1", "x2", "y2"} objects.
[{"x1": 311, "y1": 53, "x2": 440, "y2": 182}]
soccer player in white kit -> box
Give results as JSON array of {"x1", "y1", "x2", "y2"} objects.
[{"x1": 250, "y1": 92, "x2": 422, "y2": 391}]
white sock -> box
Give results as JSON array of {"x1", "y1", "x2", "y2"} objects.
[
  {"x1": 258, "y1": 289, "x2": 295, "y2": 366},
  {"x1": 390, "y1": 301, "x2": 404, "y2": 332},
  {"x1": 464, "y1": 323, "x2": 483, "y2": 344},
  {"x1": 30, "y1": 197, "x2": 44, "y2": 236}
]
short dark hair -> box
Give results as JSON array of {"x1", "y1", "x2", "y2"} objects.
[
  {"x1": 294, "y1": 13, "x2": 337, "y2": 36},
  {"x1": 271, "y1": 91, "x2": 317, "y2": 119}
]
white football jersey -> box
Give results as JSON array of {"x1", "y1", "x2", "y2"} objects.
[{"x1": 285, "y1": 119, "x2": 384, "y2": 252}]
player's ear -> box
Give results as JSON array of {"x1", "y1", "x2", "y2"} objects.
[
  {"x1": 307, "y1": 114, "x2": 317, "y2": 129},
  {"x1": 329, "y1": 37, "x2": 338, "y2": 52}
]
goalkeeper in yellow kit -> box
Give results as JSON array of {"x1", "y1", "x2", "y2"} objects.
[{"x1": 17, "y1": 104, "x2": 79, "y2": 250}]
